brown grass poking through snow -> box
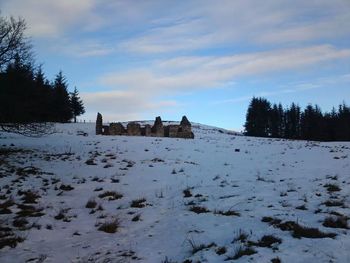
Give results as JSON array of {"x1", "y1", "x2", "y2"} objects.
[{"x1": 98, "y1": 219, "x2": 119, "y2": 233}]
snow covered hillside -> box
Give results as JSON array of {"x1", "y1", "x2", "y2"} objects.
[{"x1": 0, "y1": 123, "x2": 349, "y2": 263}]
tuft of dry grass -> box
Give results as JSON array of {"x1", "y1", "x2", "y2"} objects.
[
  {"x1": 324, "y1": 184, "x2": 341, "y2": 192},
  {"x1": 183, "y1": 188, "x2": 192, "y2": 198},
  {"x1": 323, "y1": 216, "x2": 348, "y2": 229},
  {"x1": 226, "y1": 246, "x2": 256, "y2": 260},
  {"x1": 98, "y1": 219, "x2": 119, "y2": 233},
  {"x1": 248, "y1": 235, "x2": 282, "y2": 248},
  {"x1": 85, "y1": 199, "x2": 97, "y2": 209},
  {"x1": 98, "y1": 191, "x2": 123, "y2": 200},
  {"x1": 214, "y1": 209, "x2": 240, "y2": 217},
  {"x1": 189, "y1": 206, "x2": 210, "y2": 214},
  {"x1": 262, "y1": 216, "x2": 336, "y2": 239},
  {"x1": 130, "y1": 198, "x2": 147, "y2": 208}
]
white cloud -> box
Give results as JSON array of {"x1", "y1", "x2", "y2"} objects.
[
  {"x1": 81, "y1": 90, "x2": 178, "y2": 122},
  {"x1": 99, "y1": 45, "x2": 350, "y2": 94},
  {"x1": 212, "y1": 73, "x2": 350, "y2": 105},
  {"x1": 51, "y1": 40, "x2": 114, "y2": 57},
  {"x1": 1, "y1": 0, "x2": 97, "y2": 37},
  {"x1": 118, "y1": 0, "x2": 350, "y2": 54}
]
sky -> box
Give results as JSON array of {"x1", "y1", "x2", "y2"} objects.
[{"x1": 1, "y1": 0, "x2": 350, "y2": 131}]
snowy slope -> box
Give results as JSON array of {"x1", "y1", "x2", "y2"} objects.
[{"x1": 0, "y1": 123, "x2": 349, "y2": 263}]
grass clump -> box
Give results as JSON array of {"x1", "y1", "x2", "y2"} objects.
[
  {"x1": 16, "y1": 204, "x2": 45, "y2": 217},
  {"x1": 0, "y1": 224, "x2": 25, "y2": 249},
  {"x1": 183, "y1": 188, "x2": 192, "y2": 198},
  {"x1": 262, "y1": 216, "x2": 336, "y2": 239},
  {"x1": 0, "y1": 199, "x2": 14, "y2": 214},
  {"x1": 85, "y1": 199, "x2": 97, "y2": 209},
  {"x1": 214, "y1": 209, "x2": 240, "y2": 217},
  {"x1": 131, "y1": 214, "x2": 141, "y2": 222},
  {"x1": 189, "y1": 206, "x2": 210, "y2": 214},
  {"x1": 98, "y1": 191, "x2": 123, "y2": 200},
  {"x1": 188, "y1": 238, "x2": 216, "y2": 255},
  {"x1": 249, "y1": 235, "x2": 282, "y2": 248},
  {"x1": 226, "y1": 246, "x2": 256, "y2": 260},
  {"x1": 324, "y1": 184, "x2": 341, "y2": 192},
  {"x1": 323, "y1": 216, "x2": 348, "y2": 229},
  {"x1": 19, "y1": 190, "x2": 41, "y2": 204},
  {"x1": 216, "y1": 246, "x2": 227, "y2": 255},
  {"x1": 98, "y1": 219, "x2": 119, "y2": 233},
  {"x1": 85, "y1": 159, "x2": 97, "y2": 165},
  {"x1": 12, "y1": 218, "x2": 28, "y2": 229},
  {"x1": 130, "y1": 198, "x2": 147, "y2": 208},
  {"x1": 59, "y1": 184, "x2": 74, "y2": 191},
  {"x1": 232, "y1": 229, "x2": 249, "y2": 243},
  {"x1": 323, "y1": 200, "x2": 345, "y2": 207}
]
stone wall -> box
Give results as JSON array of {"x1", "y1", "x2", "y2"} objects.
[
  {"x1": 127, "y1": 122, "x2": 141, "y2": 136},
  {"x1": 109, "y1": 122, "x2": 126, "y2": 135},
  {"x1": 96, "y1": 114, "x2": 194, "y2": 139}
]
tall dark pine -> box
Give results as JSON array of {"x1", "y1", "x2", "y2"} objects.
[
  {"x1": 335, "y1": 103, "x2": 350, "y2": 141},
  {"x1": 52, "y1": 71, "x2": 72, "y2": 122},
  {"x1": 284, "y1": 103, "x2": 301, "y2": 139},
  {"x1": 244, "y1": 97, "x2": 271, "y2": 137},
  {"x1": 70, "y1": 87, "x2": 85, "y2": 123},
  {"x1": 269, "y1": 103, "x2": 284, "y2": 138}
]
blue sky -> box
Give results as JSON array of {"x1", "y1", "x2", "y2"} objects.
[{"x1": 2, "y1": 0, "x2": 350, "y2": 131}]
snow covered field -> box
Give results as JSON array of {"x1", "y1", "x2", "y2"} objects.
[{"x1": 0, "y1": 123, "x2": 349, "y2": 263}]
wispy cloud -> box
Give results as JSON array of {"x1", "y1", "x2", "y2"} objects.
[
  {"x1": 2, "y1": 0, "x2": 98, "y2": 37},
  {"x1": 99, "y1": 45, "x2": 350, "y2": 94},
  {"x1": 81, "y1": 90, "x2": 178, "y2": 122},
  {"x1": 212, "y1": 74, "x2": 350, "y2": 105}
]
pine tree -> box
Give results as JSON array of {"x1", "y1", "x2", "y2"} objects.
[
  {"x1": 244, "y1": 97, "x2": 271, "y2": 137},
  {"x1": 52, "y1": 71, "x2": 72, "y2": 122},
  {"x1": 284, "y1": 103, "x2": 301, "y2": 139},
  {"x1": 269, "y1": 104, "x2": 280, "y2": 138},
  {"x1": 70, "y1": 87, "x2": 85, "y2": 123}
]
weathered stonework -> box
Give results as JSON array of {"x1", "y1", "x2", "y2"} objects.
[
  {"x1": 177, "y1": 116, "x2": 194, "y2": 139},
  {"x1": 102, "y1": 125, "x2": 109, "y2": 135},
  {"x1": 127, "y1": 122, "x2": 141, "y2": 136},
  {"x1": 141, "y1": 124, "x2": 152, "y2": 136},
  {"x1": 96, "y1": 113, "x2": 103, "y2": 135},
  {"x1": 95, "y1": 114, "x2": 194, "y2": 139},
  {"x1": 151, "y1": 116, "x2": 164, "y2": 137},
  {"x1": 109, "y1": 122, "x2": 126, "y2": 135}
]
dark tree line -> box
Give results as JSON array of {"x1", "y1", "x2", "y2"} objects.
[
  {"x1": 0, "y1": 55, "x2": 85, "y2": 124},
  {"x1": 0, "y1": 13, "x2": 85, "y2": 133},
  {"x1": 244, "y1": 97, "x2": 350, "y2": 141}
]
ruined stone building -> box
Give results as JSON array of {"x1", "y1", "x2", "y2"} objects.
[{"x1": 95, "y1": 113, "x2": 194, "y2": 139}]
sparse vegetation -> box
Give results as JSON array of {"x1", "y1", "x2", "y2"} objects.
[
  {"x1": 324, "y1": 184, "x2": 341, "y2": 192},
  {"x1": 183, "y1": 188, "x2": 192, "y2": 198},
  {"x1": 323, "y1": 200, "x2": 345, "y2": 207},
  {"x1": 232, "y1": 229, "x2": 249, "y2": 243},
  {"x1": 262, "y1": 217, "x2": 336, "y2": 239},
  {"x1": 189, "y1": 206, "x2": 210, "y2": 214},
  {"x1": 226, "y1": 246, "x2": 256, "y2": 260},
  {"x1": 323, "y1": 216, "x2": 348, "y2": 229},
  {"x1": 132, "y1": 214, "x2": 141, "y2": 222},
  {"x1": 85, "y1": 199, "x2": 97, "y2": 209},
  {"x1": 19, "y1": 190, "x2": 41, "y2": 204},
  {"x1": 214, "y1": 209, "x2": 240, "y2": 216},
  {"x1": 216, "y1": 246, "x2": 227, "y2": 255},
  {"x1": 248, "y1": 235, "x2": 282, "y2": 248},
  {"x1": 188, "y1": 238, "x2": 216, "y2": 255},
  {"x1": 59, "y1": 184, "x2": 74, "y2": 191},
  {"x1": 98, "y1": 191, "x2": 123, "y2": 200},
  {"x1": 130, "y1": 198, "x2": 147, "y2": 208},
  {"x1": 97, "y1": 219, "x2": 119, "y2": 233}
]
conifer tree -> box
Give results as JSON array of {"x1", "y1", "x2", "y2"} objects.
[
  {"x1": 52, "y1": 71, "x2": 72, "y2": 122},
  {"x1": 70, "y1": 87, "x2": 85, "y2": 123}
]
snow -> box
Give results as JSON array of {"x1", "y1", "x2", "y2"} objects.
[{"x1": 0, "y1": 123, "x2": 349, "y2": 262}]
